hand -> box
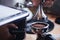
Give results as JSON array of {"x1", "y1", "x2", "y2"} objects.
[
  {"x1": 32, "y1": 0, "x2": 54, "y2": 7},
  {"x1": 44, "y1": 0, "x2": 54, "y2": 7},
  {"x1": 31, "y1": 0, "x2": 40, "y2": 7},
  {"x1": 0, "y1": 23, "x2": 18, "y2": 40}
]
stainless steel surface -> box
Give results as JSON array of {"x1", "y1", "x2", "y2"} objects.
[
  {"x1": 25, "y1": 0, "x2": 33, "y2": 7},
  {"x1": 0, "y1": 5, "x2": 29, "y2": 26}
]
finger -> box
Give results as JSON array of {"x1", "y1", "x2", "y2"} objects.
[{"x1": 5, "y1": 23, "x2": 18, "y2": 29}]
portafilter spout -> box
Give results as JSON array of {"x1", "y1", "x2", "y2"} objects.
[{"x1": 33, "y1": 0, "x2": 48, "y2": 22}]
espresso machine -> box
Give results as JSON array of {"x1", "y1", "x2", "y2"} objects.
[
  {"x1": 0, "y1": 0, "x2": 55, "y2": 40},
  {"x1": 0, "y1": 4, "x2": 29, "y2": 40}
]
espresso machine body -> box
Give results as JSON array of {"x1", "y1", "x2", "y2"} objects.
[
  {"x1": 0, "y1": 5, "x2": 29, "y2": 40},
  {"x1": 0, "y1": 0, "x2": 25, "y2": 8},
  {"x1": 12, "y1": 18, "x2": 26, "y2": 40}
]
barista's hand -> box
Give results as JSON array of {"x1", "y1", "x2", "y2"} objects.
[
  {"x1": 31, "y1": 0, "x2": 40, "y2": 7},
  {"x1": 0, "y1": 23, "x2": 18, "y2": 40},
  {"x1": 44, "y1": 0, "x2": 54, "y2": 7},
  {"x1": 32, "y1": 0, "x2": 54, "y2": 7}
]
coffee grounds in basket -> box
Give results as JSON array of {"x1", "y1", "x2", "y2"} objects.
[{"x1": 32, "y1": 23, "x2": 46, "y2": 29}]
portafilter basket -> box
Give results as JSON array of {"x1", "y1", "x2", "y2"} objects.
[{"x1": 31, "y1": 22, "x2": 49, "y2": 34}]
